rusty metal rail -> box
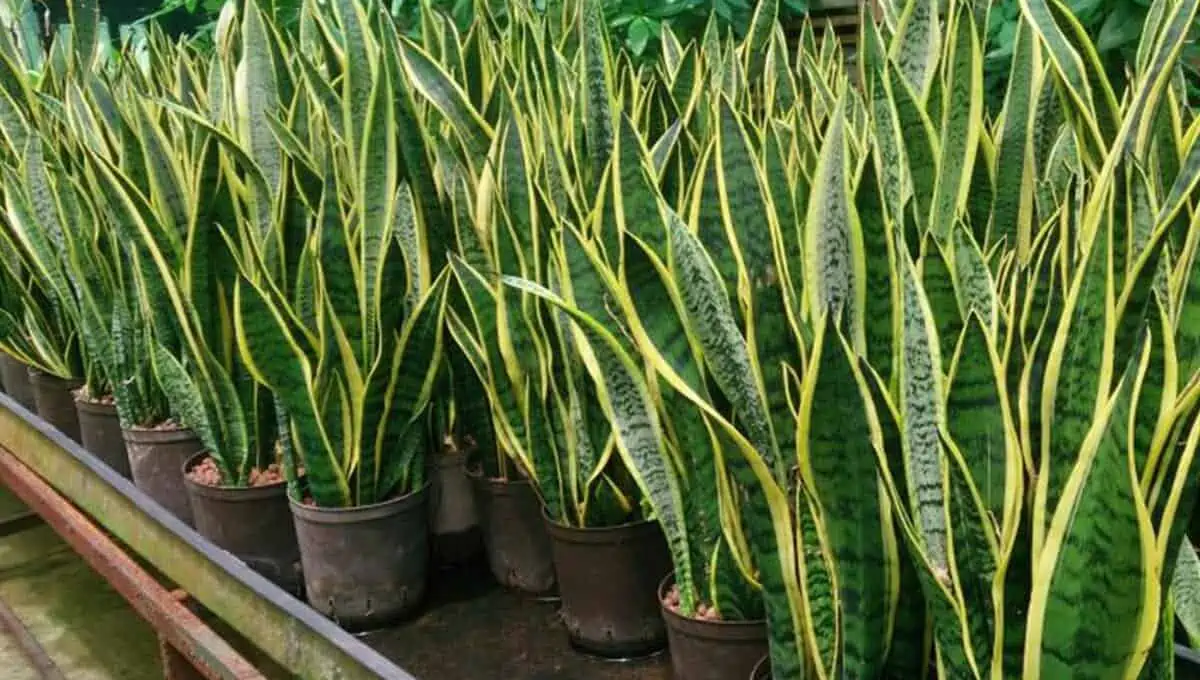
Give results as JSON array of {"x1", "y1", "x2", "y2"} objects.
[
  {"x1": 0, "y1": 393, "x2": 415, "y2": 680},
  {"x1": 0, "y1": 446, "x2": 263, "y2": 680}
]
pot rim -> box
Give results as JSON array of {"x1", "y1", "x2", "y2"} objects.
[
  {"x1": 26, "y1": 368, "x2": 83, "y2": 387},
  {"x1": 542, "y1": 512, "x2": 663, "y2": 544},
  {"x1": 288, "y1": 482, "x2": 431, "y2": 524},
  {"x1": 73, "y1": 394, "x2": 117, "y2": 411},
  {"x1": 181, "y1": 451, "x2": 290, "y2": 499},
  {"x1": 121, "y1": 422, "x2": 200, "y2": 444},
  {"x1": 464, "y1": 464, "x2": 533, "y2": 487},
  {"x1": 657, "y1": 572, "x2": 768, "y2": 631}
]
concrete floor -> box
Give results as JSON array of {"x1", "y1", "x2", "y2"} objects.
[
  {"x1": 0, "y1": 487, "x2": 161, "y2": 680},
  {"x1": 365, "y1": 559, "x2": 671, "y2": 680}
]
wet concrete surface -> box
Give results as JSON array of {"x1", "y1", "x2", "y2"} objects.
[
  {"x1": 362, "y1": 560, "x2": 672, "y2": 680},
  {"x1": 0, "y1": 488, "x2": 161, "y2": 679}
]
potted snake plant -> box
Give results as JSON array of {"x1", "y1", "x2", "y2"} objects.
[
  {"x1": 436, "y1": 1, "x2": 776, "y2": 661},
  {"x1": 229, "y1": 0, "x2": 453, "y2": 629},
  {"x1": 719, "y1": 0, "x2": 1200, "y2": 676}
]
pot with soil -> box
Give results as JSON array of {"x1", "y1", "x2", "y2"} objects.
[
  {"x1": 123, "y1": 423, "x2": 201, "y2": 526},
  {"x1": 429, "y1": 440, "x2": 482, "y2": 568},
  {"x1": 659, "y1": 574, "x2": 767, "y2": 680},
  {"x1": 545, "y1": 516, "x2": 672, "y2": 659},
  {"x1": 0, "y1": 354, "x2": 34, "y2": 411},
  {"x1": 27, "y1": 368, "x2": 83, "y2": 443},
  {"x1": 468, "y1": 466, "x2": 556, "y2": 595},
  {"x1": 183, "y1": 453, "x2": 302, "y2": 593},
  {"x1": 291, "y1": 484, "x2": 431, "y2": 630},
  {"x1": 74, "y1": 390, "x2": 131, "y2": 478},
  {"x1": 750, "y1": 656, "x2": 770, "y2": 680}
]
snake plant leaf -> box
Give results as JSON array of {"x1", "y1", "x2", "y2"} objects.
[
  {"x1": 857, "y1": 357, "x2": 931, "y2": 676},
  {"x1": 613, "y1": 113, "x2": 665, "y2": 256},
  {"x1": 858, "y1": 153, "x2": 897, "y2": 391},
  {"x1": 941, "y1": 430, "x2": 1002, "y2": 675},
  {"x1": 621, "y1": 236, "x2": 722, "y2": 613},
  {"x1": 501, "y1": 275, "x2": 695, "y2": 614},
  {"x1": 499, "y1": 117, "x2": 537, "y2": 275},
  {"x1": 398, "y1": 38, "x2": 493, "y2": 158},
  {"x1": 898, "y1": 248, "x2": 949, "y2": 572},
  {"x1": 649, "y1": 119, "x2": 682, "y2": 179},
  {"x1": 1024, "y1": 341, "x2": 1158, "y2": 680},
  {"x1": 953, "y1": 226, "x2": 998, "y2": 334},
  {"x1": 692, "y1": 144, "x2": 741, "y2": 296},
  {"x1": 151, "y1": 342, "x2": 225, "y2": 473},
  {"x1": 741, "y1": 0, "x2": 777, "y2": 68},
  {"x1": 795, "y1": 486, "x2": 838, "y2": 679},
  {"x1": 665, "y1": 210, "x2": 780, "y2": 475},
  {"x1": 889, "y1": 0, "x2": 940, "y2": 100},
  {"x1": 65, "y1": 0, "x2": 99, "y2": 72},
  {"x1": 804, "y1": 98, "x2": 866, "y2": 352},
  {"x1": 887, "y1": 66, "x2": 939, "y2": 234},
  {"x1": 929, "y1": 8, "x2": 982, "y2": 243},
  {"x1": 449, "y1": 256, "x2": 548, "y2": 512},
  {"x1": 1017, "y1": 0, "x2": 1110, "y2": 158},
  {"x1": 236, "y1": 0, "x2": 283, "y2": 211},
  {"x1": 800, "y1": 319, "x2": 890, "y2": 678},
  {"x1": 235, "y1": 278, "x2": 349, "y2": 507},
  {"x1": 1038, "y1": 219, "x2": 1112, "y2": 550},
  {"x1": 358, "y1": 54, "x2": 398, "y2": 365},
  {"x1": 922, "y1": 236, "x2": 962, "y2": 374},
  {"x1": 579, "y1": 0, "x2": 613, "y2": 187},
  {"x1": 372, "y1": 272, "x2": 451, "y2": 502},
  {"x1": 1175, "y1": 538, "x2": 1200, "y2": 649},
  {"x1": 329, "y1": 0, "x2": 373, "y2": 140},
  {"x1": 763, "y1": 121, "x2": 805, "y2": 323},
  {"x1": 1124, "y1": 0, "x2": 1200, "y2": 159},
  {"x1": 947, "y1": 313, "x2": 1017, "y2": 531},
  {"x1": 867, "y1": 375, "x2": 976, "y2": 676}
]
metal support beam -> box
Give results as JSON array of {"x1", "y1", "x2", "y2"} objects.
[
  {"x1": 0, "y1": 396, "x2": 411, "y2": 680},
  {"x1": 0, "y1": 447, "x2": 263, "y2": 680}
]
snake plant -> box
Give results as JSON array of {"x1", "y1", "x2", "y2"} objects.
[{"x1": 226, "y1": 0, "x2": 453, "y2": 509}]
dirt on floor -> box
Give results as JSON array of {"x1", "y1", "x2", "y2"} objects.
[{"x1": 363, "y1": 559, "x2": 672, "y2": 680}]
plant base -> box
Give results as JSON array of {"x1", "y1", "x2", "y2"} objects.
[
  {"x1": 430, "y1": 451, "x2": 481, "y2": 568},
  {"x1": 291, "y1": 484, "x2": 430, "y2": 630},
  {"x1": 28, "y1": 369, "x2": 82, "y2": 443},
  {"x1": 469, "y1": 469, "x2": 556, "y2": 595},
  {"x1": 0, "y1": 354, "x2": 34, "y2": 411},
  {"x1": 122, "y1": 425, "x2": 201, "y2": 527},
  {"x1": 76, "y1": 398, "x2": 131, "y2": 479},
  {"x1": 659, "y1": 575, "x2": 767, "y2": 680},
  {"x1": 183, "y1": 453, "x2": 302, "y2": 594},
  {"x1": 545, "y1": 516, "x2": 670, "y2": 658}
]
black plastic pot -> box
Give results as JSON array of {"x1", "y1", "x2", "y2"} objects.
[
  {"x1": 429, "y1": 451, "x2": 482, "y2": 568},
  {"x1": 290, "y1": 484, "x2": 431, "y2": 631},
  {"x1": 0, "y1": 354, "x2": 34, "y2": 411},
  {"x1": 75, "y1": 397, "x2": 131, "y2": 479},
  {"x1": 659, "y1": 574, "x2": 767, "y2": 680},
  {"x1": 182, "y1": 453, "x2": 302, "y2": 594},
  {"x1": 468, "y1": 468, "x2": 556, "y2": 595},
  {"x1": 122, "y1": 425, "x2": 201, "y2": 526},
  {"x1": 27, "y1": 368, "x2": 82, "y2": 443},
  {"x1": 545, "y1": 516, "x2": 671, "y2": 659}
]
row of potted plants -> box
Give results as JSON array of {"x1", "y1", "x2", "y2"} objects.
[{"x1": 3, "y1": 0, "x2": 1200, "y2": 678}]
